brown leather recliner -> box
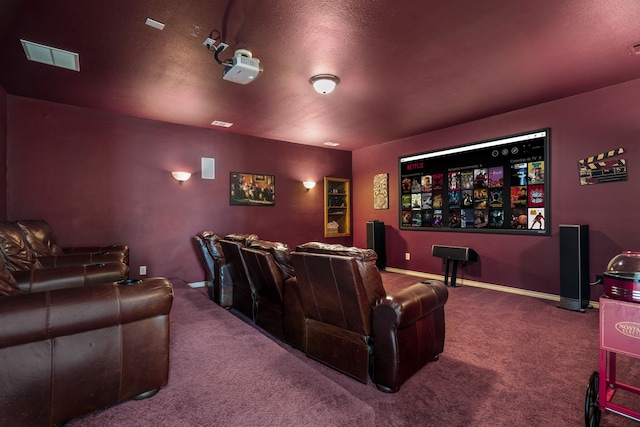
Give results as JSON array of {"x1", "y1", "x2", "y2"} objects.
[
  {"x1": 0, "y1": 221, "x2": 127, "y2": 272},
  {"x1": 194, "y1": 231, "x2": 233, "y2": 307},
  {"x1": 17, "y1": 219, "x2": 129, "y2": 264},
  {"x1": 0, "y1": 254, "x2": 170, "y2": 426},
  {"x1": 292, "y1": 242, "x2": 448, "y2": 392},
  {"x1": 241, "y1": 239, "x2": 305, "y2": 350},
  {"x1": 219, "y1": 234, "x2": 259, "y2": 319}
]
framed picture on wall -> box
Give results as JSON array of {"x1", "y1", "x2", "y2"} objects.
[
  {"x1": 398, "y1": 128, "x2": 550, "y2": 235},
  {"x1": 230, "y1": 172, "x2": 276, "y2": 206},
  {"x1": 373, "y1": 173, "x2": 389, "y2": 209}
]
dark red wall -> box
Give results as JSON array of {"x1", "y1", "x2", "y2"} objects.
[
  {"x1": 353, "y1": 79, "x2": 640, "y2": 295},
  {"x1": 0, "y1": 85, "x2": 6, "y2": 221},
  {"x1": 7, "y1": 79, "x2": 640, "y2": 296},
  {"x1": 7, "y1": 96, "x2": 352, "y2": 282}
]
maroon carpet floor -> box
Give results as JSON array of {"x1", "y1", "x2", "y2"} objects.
[{"x1": 67, "y1": 272, "x2": 640, "y2": 426}]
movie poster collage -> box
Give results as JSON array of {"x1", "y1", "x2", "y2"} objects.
[{"x1": 401, "y1": 161, "x2": 545, "y2": 230}]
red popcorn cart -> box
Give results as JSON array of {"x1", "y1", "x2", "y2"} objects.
[{"x1": 585, "y1": 251, "x2": 640, "y2": 426}]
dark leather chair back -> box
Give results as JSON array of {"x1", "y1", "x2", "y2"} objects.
[
  {"x1": 220, "y1": 239, "x2": 255, "y2": 319},
  {"x1": 295, "y1": 241, "x2": 386, "y2": 307},
  {"x1": 246, "y1": 239, "x2": 306, "y2": 350},
  {"x1": 205, "y1": 233, "x2": 233, "y2": 307},
  {"x1": 16, "y1": 219, "x2": 65, "y2": 256},
  {"x1": 0, "y1": 221, "x2": 38, "y2": 271},
  {"x1": 241, "y1": 247, "x2": 284, "y2": 303},
  {"x1": 194, "y1": 231, "x2": 217, "y2": 300},
  {"x1": 241, "y1": 246, "x2": 285, "y2": 339},
  {"x1": 293, "y1": 241, "x2": 449, "y2": 391},
  {"x1": 292, "y1": 242, "x2": 386, "y2": 383},
  {"x1": 294, "y1": 251, "x2": 372, "y2": 335},
  {"x1": 249, "y1": 239, "x2": 294, "y2": 281}
]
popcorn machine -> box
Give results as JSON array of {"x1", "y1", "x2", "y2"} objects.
[{"x1": 585, "y1": 251, "x2": 640, "y2": 426}]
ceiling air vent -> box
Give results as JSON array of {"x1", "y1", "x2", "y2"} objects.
[
  {"x1": 629, "y1": 43, "x2": 640, "y2": 56},
  {"x1": 20, "y1": 39, "x2": 79, "y2": 71},
  {"x1": 211, "y1": 120, "x2": 233, "y2": 128}
]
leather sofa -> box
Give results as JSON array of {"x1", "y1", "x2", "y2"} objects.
[
  {"x1": 0, "y1": 220, "x2": 128, "y2": 272},
  {"x1": 0, "y1": 249, "x2": 171, "y2": 426},
  {"x1": 292, "y1": 242, "x2": 448, "y2": 392},
  {"x1": 194, "y1": 231, "x2": 233, "y2": 307}
]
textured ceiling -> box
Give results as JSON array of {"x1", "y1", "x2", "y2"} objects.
[{"x1": 2, "y1": 1, "x2": 640, "y2": 151}]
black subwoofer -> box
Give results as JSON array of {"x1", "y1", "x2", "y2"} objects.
[
  {"x1": 558, "y1": 224, "x2": 590, "y2": 312},
  {"x1": 366, "y1": 220, "x2": 386, "y2": 270}
]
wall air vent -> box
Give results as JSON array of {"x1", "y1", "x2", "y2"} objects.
[{"x1": 20, "y1": 39, "x2": 79, "y2": 71}]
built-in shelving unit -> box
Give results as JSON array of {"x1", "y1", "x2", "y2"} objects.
[{"x1": 324, "y1": 177, "x2": 350, "y2": 237}]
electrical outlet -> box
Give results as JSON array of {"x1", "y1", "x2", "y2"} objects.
[
  {"x1": 139, "y1": 265, "x2": 147, "y2": 276},
  {"x1": 405, "y1": 252, "x2": 411, "y2": 261},
  {"x1": 203, "y1": 37, "x2": 215, "y2": 48}
]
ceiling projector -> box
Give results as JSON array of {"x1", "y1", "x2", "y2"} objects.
[{"x1": 223, "y1": 49, "x2": 263, "y2": 84}]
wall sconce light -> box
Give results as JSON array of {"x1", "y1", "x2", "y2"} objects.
[
  {"x1": 309, "y1": 74, "x2": 340, "y2": 94},
  {"x1": 171, "y1": 171, "x2": 192, "y2": 184},
  {"x1": 303, "y1": 181, "x2": 316, "y2": 191}
]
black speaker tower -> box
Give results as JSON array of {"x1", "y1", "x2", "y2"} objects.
[
  {"x1": 558, "y1": 224, "x2": 590, "y2": 312},
  {"x1": 366, "y1": 220, "x2": 386, "y2": 270}
]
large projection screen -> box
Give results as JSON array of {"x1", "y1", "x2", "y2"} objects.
[{"x1": 399, "y1": 128, "x2": 550, "y2": 235}]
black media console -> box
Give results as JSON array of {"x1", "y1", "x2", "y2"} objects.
[{"x1": 431, "y1": 245, "x2": 478, "y2": 287}]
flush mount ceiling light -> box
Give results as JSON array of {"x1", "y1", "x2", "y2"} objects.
[{"x1": 309, "y1": 74, "x2": 340, "y2": 94}]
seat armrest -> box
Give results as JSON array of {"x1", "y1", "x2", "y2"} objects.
[
  {"x1": 36, "y1": 252, "x2": 127, "y2": 268},
  {"x1": 62, "y1": 245, "x2": 129, "y2": 262},
  {"x1": 12, "y1": 263, "x2": 129, "y2": 293},
  {"x1": 374, "y1": 281, "x2": 448, "y2": 328},
  {"x1": 0, "y1": 277, "x2": 172, "y2": 350}
]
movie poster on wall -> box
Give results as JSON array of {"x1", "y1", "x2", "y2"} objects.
[{"x1": 398, "y1": 129, "x2": 550, "y2": 235}]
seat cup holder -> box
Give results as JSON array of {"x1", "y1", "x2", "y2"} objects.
[{"x1": 117, "y1": 279, "x2": 142, "y2": 285}]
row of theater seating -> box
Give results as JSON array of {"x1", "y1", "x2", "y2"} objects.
[
  {"x1": 195, "y1": 231, "x2": 449, "y2": 392},
  {"x1": 0, "y1": 220, "x2": 173, "y2": 427}
]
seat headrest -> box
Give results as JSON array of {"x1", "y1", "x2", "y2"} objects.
[
  {"x1": 224, "y1": 233, "x2": 259, "y2": 246},
  {"x1": 295, "y1": 242, "x2": 377, "y2": 263},
  {"x1": 196, "y1": 231, "x2": 224, "y2": 259},
  {"x1": 17, "y1": 220, "x2": 64, "y2": 257},
  {"x1": 249, "y1": 239, "x2": 294, "y2": 280},
  {"x1": 0, "y1": 222, "x2": 36, "y2": 271}
]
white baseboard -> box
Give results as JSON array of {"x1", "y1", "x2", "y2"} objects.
[
  {"x1": 188, "y1": 281, "x2": 206, "y2": 288},
  {"x1": 384, "y1": 267, "x2": 600, "y2": 308}
]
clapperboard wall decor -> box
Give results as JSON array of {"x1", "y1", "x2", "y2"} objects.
[{"x1": 578, "y1": 148, "x2": 627, "y2": 186}]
